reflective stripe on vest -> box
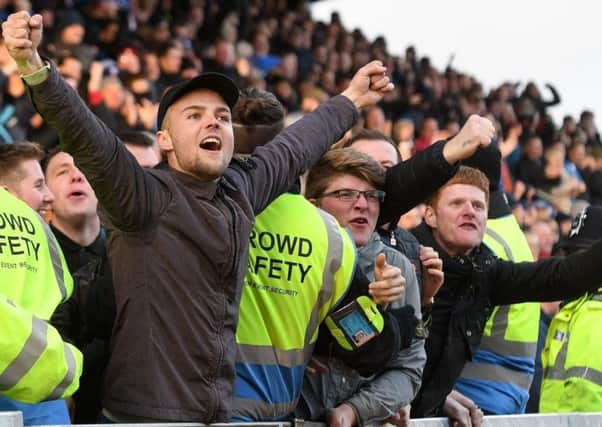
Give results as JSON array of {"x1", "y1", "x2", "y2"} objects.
[
  {"x1": 479, "y1": 305, "x2": 538, "y2": 356},
  {"x1": 38, "y1": 217, "x2": 67, "y2": 302},
  {"x1": 0, "y1": 316, "x2": 47, "y2": 391},
  {"x1": 302, "y1": 208, "x2": 344, "y2": 361},
  {"x1": 234, "y1": 194, "x2": 355, "y2": 420},
  {"x1": 46, "y1": 343, "x2": 77, "y2": 400},
  {"x1": 459, "y1": 360, "x2": 534, "y2": 390},
  {"x1": 485, "y1": 228, "x2": 513, "y2": 260}
]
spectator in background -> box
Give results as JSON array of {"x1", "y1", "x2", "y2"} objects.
[
  {"x1": 119, "y1": 130, "x2": 161, "y2": 168},
  {"x1": 363, "y1": 105, "x2": 387, "y2": 135},
  {"x1": 529, "y1": 219, "x2": 557, "y2": 260},
  {"x1": 250, "y1": 31, "x2": 280, "y2": 76},
  {"x1": 203, "y1": 37, "x2": 239, "y2": 82},
  {"x1": 115, "y1": 45, "x2": 144, "y2": 84},
  {"x1": 565, "y1": 140, "x2": 586, "y2": 184},
  {"x1": 538, "y1": 143, "x2": 586, "y2": 215},
  {"x1": 525, "y1": 227, "x2": 558, "y2": 413},
  {"x1": 391, "y1": 117, "x2": 415, "y2": 160},
  {"x1": 155, "y1": 40, "x2": 184, "y2": 95},
  {"x1": 579, "y1": 110, "x2": 601, "y2": 147},
  {"x1": 519, "y1": 82, "x2": 560, "y2": 118},
  {"x1": 46, "y1": 9, "x2": 97, "y2": 69},
  {"x1": 515, "y1": 135, "x2": 544, "y2": 190},
  {"x1": 413, "y1": 116, "x2": 438, "y2": 154}
]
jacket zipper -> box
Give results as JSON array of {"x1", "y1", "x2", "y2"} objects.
[{"x1": 210, "y1": 195, "x2": 238, "y2": 420}]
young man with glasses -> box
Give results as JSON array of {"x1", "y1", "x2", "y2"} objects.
[{"x1": 300, "y1": 148, "x2": 426, "y2": 427}]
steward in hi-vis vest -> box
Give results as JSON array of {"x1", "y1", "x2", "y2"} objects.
[
  {"x1": 540, "y1": 206, "x2": 602, "y2": 412},
  {"x1": 0, "y1": 188, "x2": 81, "y2": 403},
  {"x1": 540, "y1": 289, "x2": 602, "y2": 412},
  {"x1": 233, "y1": 193, "x2": 356, "y2": 421}
]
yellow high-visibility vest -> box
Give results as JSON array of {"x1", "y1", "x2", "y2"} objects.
[
  {"x1": 233, "y1": 193, "x2": 356, "y2": 421},
  {"x1": 540, "y1": 289, "x2": 602, "y2": 412},
  {"x1": 0, "y1": 188, "x2": 81, "y2": 402},
  {"x1": 0, "y1": 295, "x2": 82, "y2": 402}
]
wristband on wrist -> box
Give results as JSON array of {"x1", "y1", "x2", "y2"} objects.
[{"x1": 21, "y1": 61, "x2": 51, "y2": 86}]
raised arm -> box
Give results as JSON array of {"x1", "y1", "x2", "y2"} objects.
[
  {"x1": 380, "y1": 115, "x2": 495, "y2": 224},
  {"x1": 2, "y1": 12, "x2": 168, "y2": 231},
  {"x1": 490, "y1": 239, "x2": 602, "y2": 305},
  {"x1": 235, "y1": 61, "x2": 395, "y2": 213}
]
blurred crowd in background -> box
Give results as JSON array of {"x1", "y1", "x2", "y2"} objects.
[{"x1": 0, "y1": 0, "x2": 600, "y2": 255}]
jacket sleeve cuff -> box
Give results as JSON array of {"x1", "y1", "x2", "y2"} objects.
[
  {"x1": 345, "y1": 395, "x2": 392, "y2": 427},
  {"x1": 21, "y1": 61, "x2": 51, "y2": 86},
  {"x1": 432, "y1": 139, "x2": 459, "y2": 176},
  {"x1": 344, "y1": 401, "x2": 365, "y2": 427}
]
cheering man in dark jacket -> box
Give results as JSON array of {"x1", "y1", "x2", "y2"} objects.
[{"x1": 410, "y1": 165, "x2": 602, "y2": 420}]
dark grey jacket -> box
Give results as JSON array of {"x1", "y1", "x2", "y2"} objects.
[{"x1": 27, "y1": 66, "x2": 358, "y2": 422}]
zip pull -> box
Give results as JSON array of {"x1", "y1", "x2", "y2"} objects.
[{"x1": 389, "y1": 231, "x2": 397, "y2": 246}]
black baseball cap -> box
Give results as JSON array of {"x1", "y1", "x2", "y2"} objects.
[{"x1": 156, "y1": 73, "x2": 240, "y2": 129}]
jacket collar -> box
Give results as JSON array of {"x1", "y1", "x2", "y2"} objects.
[
  {"x1": 50, "y1": 224, "x2": 106, "y2": 257},
  {"x1": 156, "y1": 162, "x2": 219, "y2": 200}
]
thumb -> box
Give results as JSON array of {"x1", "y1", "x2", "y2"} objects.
[{"x1": 374, "y1": 253, "x2": 387, "y2": 278}]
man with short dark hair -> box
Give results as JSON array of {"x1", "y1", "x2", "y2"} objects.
[
  {"x1": 43, "y1": 148, "x2": 114, "y2": 423},
  {"x1": 232, "y1": 88, "x2": 285, "y2": 156}
]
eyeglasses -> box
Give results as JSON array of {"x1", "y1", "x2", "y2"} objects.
[{"x1": 319, "y1": 189, "x2": 386, "y2": 204}]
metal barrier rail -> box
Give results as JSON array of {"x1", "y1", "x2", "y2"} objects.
[
  {"x1": 409, "y1": 413, "x2": 602, "y2": 426},
  {"x1": 2, "y1": 413, "x2": 602, "y2": 427}
]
